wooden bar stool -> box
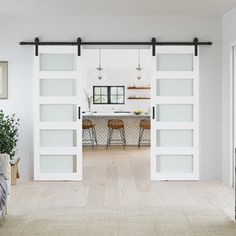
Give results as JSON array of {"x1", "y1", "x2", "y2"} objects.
[
  {"x1": 82, "y1": 119, "x2": 98, "y2": 148},
  {"x1": 106, "y1": 119, "x2": 126, "y2": 149},
  {"x1": 138, "y1": 119, "x2": 151, "y2": 149}
]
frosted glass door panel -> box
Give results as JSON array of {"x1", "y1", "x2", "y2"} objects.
[
  {"x1": 40, "y1": 130, "x2": 76, "y2": 147},
  {"x1": 156, "y1": 130, "x2": 193, "y2": 147},
  {"x1": 40, "y1": 54, "x2": 76, "y2": 71},
  {"x1": 156, "y1": 79, "x2": 193, "y2": 96},
  {"x1": 157, "y1": 104, "x2": 193, "y2": 122},
  {"x1": 40, "y1": 104, "x2": 76, "y2": 122},
  {"x1": 156, "y1": 155, "x2": 193, "y2": 173},
  {"x1": 40, "y1": 79, "x2": 76, "y2": 96},
  {"x1": 40, "y1": 155, "x2": 76, "y2": 173},
  {"x1": 157, "y1": 54, "x2": 193, "y2": 71}
]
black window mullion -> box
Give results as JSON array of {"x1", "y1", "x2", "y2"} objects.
[
  {"x1": 93, "y1": 85, "x2": 124, "y2": 105},
  {"x1": 108, "y1": 86, "x2": 111, "y2": 104}
]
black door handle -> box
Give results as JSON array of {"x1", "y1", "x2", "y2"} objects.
[
  {"x1": 78, "y1": 106, "x2": 81, "y2": 120},
  {"x1": 152, "y1": 106, "x2": 155, "y2": 120}
]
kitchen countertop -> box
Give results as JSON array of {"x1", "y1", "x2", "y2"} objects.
[{"x1": 83, "y1": 112, "x2": 150, "y2": 117}]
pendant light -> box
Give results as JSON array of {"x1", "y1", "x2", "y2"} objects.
[
  {"x1": 136, "y1": 49, "x2": 142, "y2": 80},
  {"x1": 97, "y1": 49, "x2": 103, "y2": 80}
]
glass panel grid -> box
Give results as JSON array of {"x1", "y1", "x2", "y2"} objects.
[
  {"x1": 157, "y1": 54, "x2": 193, "y2": 71},
  {"x1": 40, "y1": 54, "x2": 76, "y2": 71},
  {"x1": 157, "y1": 104, "x2": 193, "y2": 122},
  {"x1": 156, "y1": 129, "x2": 193, "y2": 147},
  {"x1": 40, "y1": 79, "x2": 76, "y2": 97},
  {"x1": 156, "y1": 79, "x2": 193, "y2": 96},
  {"x1": 156, "y1": 155, "x2": 193, "y2": 173},
  {"x1": 40, "y1": 130, "x2": 77, "y2": 147},
  {"x1": 40, "y1": 155, "x2": 77, "y2": 173},
  {"x1": 40, "y1": 104, "x2": 76, "y2": 122},
  {"x1": 93, "y1": 86, "x2": 124, "y2": 104}
]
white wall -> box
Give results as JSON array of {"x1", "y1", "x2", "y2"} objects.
[
  {"x1": 222, "y1": 7, "x2": 236, "y2": 186},
  {"x1": 0, "y1": 15, "x2": 222, "y2": 182},
  {"x1": 82, "y1": 49, "x2": 151, "y2": 113}
]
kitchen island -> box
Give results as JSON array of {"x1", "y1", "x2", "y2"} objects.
[{"x1": 83, "y1": 112, "x2": 150, "y2": 146}]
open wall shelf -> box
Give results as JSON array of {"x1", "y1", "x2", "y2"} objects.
[
  {"x1": 127, "y1": 97, "x2": 151, "y2": 100},
  {"x1": 127, "y1": 86, "x2": 151, "y2": 90}
]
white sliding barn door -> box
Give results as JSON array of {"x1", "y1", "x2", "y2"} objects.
[
  {"x1": 151, "y1": 46, "x2": 199, "y2": 180},
  {"x1": 34, "y1": 46, "x2": 82, "y2": 180}
]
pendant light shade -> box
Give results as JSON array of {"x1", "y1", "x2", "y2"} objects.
[
  {"x1": 97, "y1": 49, "x2": 103, "y2": 80},
  {"x1": 136, "y1": 49, "x2": 142, "y2": 80}
]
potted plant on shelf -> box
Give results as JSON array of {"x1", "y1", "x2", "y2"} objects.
[{"x1": 0, "y1": 110, "x2": 20, "y2": 185}]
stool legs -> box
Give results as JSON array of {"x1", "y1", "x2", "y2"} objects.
[
  {"x1": 106, "y1": 128, "x2": 113, "y2": 149},
  {"x1": 138, "y1": 127, "x2": 150, "y2": 149},
  {"x1": 83, "y1": 127, "x2": 98, "y2": 149},
  {"x1": 138, "y1": 127, "x2": 144, "y2": 149},
  {"x1": 92, "y1": 127, "x2": 98, "y2": 146},
  {"x1": 107, "y1": 128, "x2": 126, "y2": 149},
  {"x1": 122, "y1": 128, "x2": 127, "y2": 146}
]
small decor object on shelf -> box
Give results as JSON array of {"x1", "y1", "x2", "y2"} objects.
[
  {"x1": 0, "y1": 61, "x2": 8, "y2": 99},
  {"x1": 84, "y1": 90, "x2": 93, "y2": 113},
  {"x1": 133, "y1": 109, "x2": 144, "y2": 115}
]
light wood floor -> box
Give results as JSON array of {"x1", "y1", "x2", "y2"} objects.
[{"x1": 1, "y1": 146, "x2": 236, "y2": 235}]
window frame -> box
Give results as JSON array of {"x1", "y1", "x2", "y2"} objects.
[{"x1": 93, "y1": 86, "x2": 125, "y2": 105}]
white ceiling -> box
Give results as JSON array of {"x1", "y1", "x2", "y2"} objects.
[{"x1": 0, "y1": 0, "x2": 236, "y2": 16}]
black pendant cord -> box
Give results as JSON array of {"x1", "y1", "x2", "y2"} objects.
[{"x1": 20, "y1": 37, "x2": 212, "y2": 56}]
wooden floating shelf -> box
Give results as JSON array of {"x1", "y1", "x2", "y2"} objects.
[
  {"x1": 127, "y1": 87, "x2": 151, "y2": 90},
  {"x1": 127, "y1": 97, "x2": 151, "y2": 100}
]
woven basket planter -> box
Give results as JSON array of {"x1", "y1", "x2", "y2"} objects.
[{"x1": 11, "y1": 158, "x2": 20, "y2": 185}]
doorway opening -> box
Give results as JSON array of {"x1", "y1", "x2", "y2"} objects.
[{"x1": 81, "y1": 48, "x2": 151, "y2": 181}]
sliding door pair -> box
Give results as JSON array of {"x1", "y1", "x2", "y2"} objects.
[{"x1": 33, "y1": 46, "x2": 199, "y2": 181}]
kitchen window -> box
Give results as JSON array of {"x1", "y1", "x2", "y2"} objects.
[{"x1": 93, "y1": 86, "x2": 125, "y2": 104}]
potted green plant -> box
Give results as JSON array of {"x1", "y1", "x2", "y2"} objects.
[{"x1": 0, "y1": 110, "x2": 20, "y2": 185}]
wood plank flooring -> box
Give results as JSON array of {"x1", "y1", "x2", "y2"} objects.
[{"x1": 0, "y1": 146, "x2": 235, "y2": 235}]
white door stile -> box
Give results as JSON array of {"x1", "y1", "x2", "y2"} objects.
[
  {"x1": 33, "y1": 46, "x2": 83, "y2": 181},
  {"x1": 33, "y1": 51, "x2": 40, "y2": 180},
  {"x1": 193, "y1": 50, "x2": 200, "y2": 181},
  {"x1": 151, "y1": 45, "x2": 199, "y2": 181},
  {"x1": 77, "y1": 55, "x2": 83, "y2": 180}
]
